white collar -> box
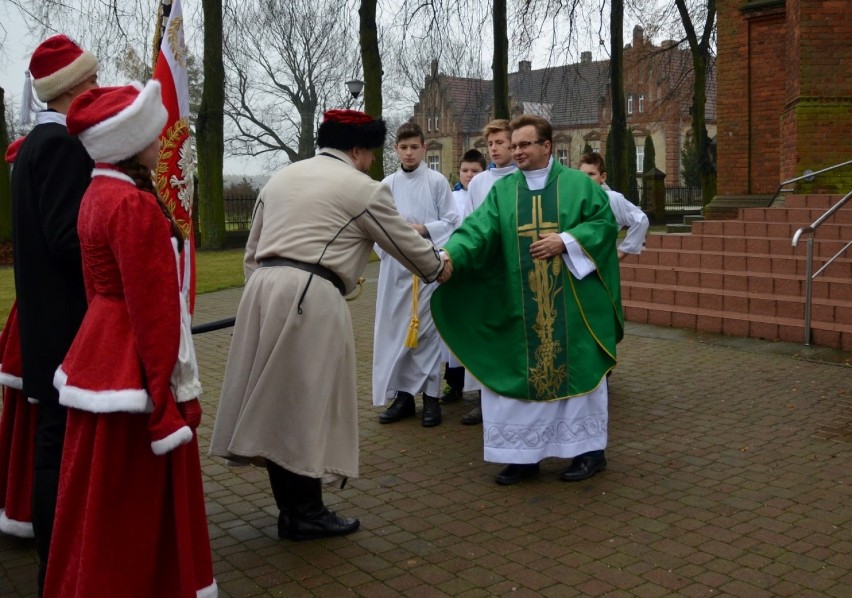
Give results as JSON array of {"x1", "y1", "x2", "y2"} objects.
[
  {"x1": 92, "y1": 168, "x2": 135, "y2": 185},
  {"x1": 35, "y1": 111, "x2": 67, "y2": 126},
  {"x1": 490, "y1": 163, "x2": 517, "y2": 176},
  {"x1": 521, "y1": 157, "x2": 554, "y2": 191}
]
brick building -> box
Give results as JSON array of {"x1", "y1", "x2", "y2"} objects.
[
  {"x1": 411, "y1": 26, "x2": 717, "y2": 198},
  {"x1": 713, "y1": 0, "x2": 851, "y2": 210}
]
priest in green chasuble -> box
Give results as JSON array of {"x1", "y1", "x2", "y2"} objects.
[{"x1": 431, "y1": 114, "x2": 624, "y2": 486}]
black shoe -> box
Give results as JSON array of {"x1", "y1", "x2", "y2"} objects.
[
  {"x1": 559, "y1": 453, "x2": 607, "y2": 482},
  {"x1": 421, "y1": 395, "x2": 442, "y2": 427},
  {"x1": 440, "y1": 387, "x2": 463, "y2": 404},
  {"x1": 282, "y1": 508, "x2": 360, "y2": 541},
  {"x1": 495, "y1": 463, "x2": 540, "y2": 486},
  {"x1": 461, "y1": 404, "x2": 482, "y2": 425},
  {"x1": 379, "y1": 392, "x2": 415, "y2": 423}
]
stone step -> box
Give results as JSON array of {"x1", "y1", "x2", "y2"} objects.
[
  {"x1": 738, "y1": 206, "x2": 852, "y2": 224},
  {"x1": 622, "y1": 300, "x2": 852, "y2": 351},
  {"x1": 666, "y1": 223, "x2": 692, "y2": 233},
  {"x1": 783, "y1": 194, "x2": 846, "y2": 210},
  {"x1": 620, "y1": 280, "x2": 852, "y2": 323},
  {"x1": 692, "y1": 219, "x2": 851, "y2": 240},
  {"x1": 641, "y1": 233, "x2": 850, "y2": 258},
  {"x1": 625, "y1": 248, "x2": 852, "y2": 278},
  {"x1": 619, "y1": 264, "x2": 850, "y2": 301}
]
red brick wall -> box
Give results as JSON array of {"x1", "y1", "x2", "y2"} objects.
[
  {"x1": 747, "y1": 10, "x2": 787, "y2": 194},
  {"x1": 718, "y1": 0, "x2": 852, "y2": 197},
  {"x1": 716, "y1": 0, "x2": 753, "y2": 196},
  {"x1": 780, "y1": 0, "x2": 852, "y2": 189}
]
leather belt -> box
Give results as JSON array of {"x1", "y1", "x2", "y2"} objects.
[{"x1": 258, "y1": 257, "x2": 345, "y2": 295}]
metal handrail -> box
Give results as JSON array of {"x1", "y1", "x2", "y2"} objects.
[
  {"x1": 768, "y1": 159, "x2": 852, "y2": 206},
  {"x1": 791, "y1": 189, "x2": 852, "y2": 345}
]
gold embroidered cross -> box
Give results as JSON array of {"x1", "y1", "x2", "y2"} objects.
[{"x1": 517, "y1": 194, "x2": 559, "y2": 239}]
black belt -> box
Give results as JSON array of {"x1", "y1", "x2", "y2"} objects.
[{"x1": 258, "y1": 257, "x2": 346, "y2": 295}]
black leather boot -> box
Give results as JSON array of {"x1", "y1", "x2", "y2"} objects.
[
  {"x1": 441, "y1": 367, "x2": 464, "y2": 403},
  {"x1": 378, "y1": 391, "x2": 415, "y2": 423},
  {"x1": 421, "y1": 394, "x2": 442, "y2": 427},
  {"x1": 282, "y1": 469, "x2": 359, "y2": 541},
  {"x1": 461, "y1": 392, "x2": 483, "y2": 425},
  {"x1": 266, "y1": 460, "x2": 292, "y2": 536}
]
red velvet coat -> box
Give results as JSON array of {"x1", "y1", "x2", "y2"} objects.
[{"x1": 46, "y1": 169, "x2": 215, "y2": 597}]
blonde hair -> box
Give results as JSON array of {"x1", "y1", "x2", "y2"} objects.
[{"x1": 481, "y1": 119, "x2": 510, "y2": 141}]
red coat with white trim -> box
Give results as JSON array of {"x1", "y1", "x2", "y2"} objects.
[{"x1": 55, "y1": 171, "x2": 196, "y2": 454}]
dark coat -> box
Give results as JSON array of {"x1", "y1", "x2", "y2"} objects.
[{"x1": 11, "y1": 117, "x2": 92, "y2": 403}]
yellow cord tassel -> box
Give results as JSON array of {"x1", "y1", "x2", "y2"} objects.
[{"x1": 404, "y1": 275, "x2": 420, "y2": 348}]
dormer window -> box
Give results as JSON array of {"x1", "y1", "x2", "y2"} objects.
[
  {"x1": 435, "y1": 113, "x2": 440, "y2": 132},
  {"x1": 627, "y1": 95, "x2": 633, "y2": 115},
  {"x1": 638, "y1": 94, "x2": 644, "y2": 113}
]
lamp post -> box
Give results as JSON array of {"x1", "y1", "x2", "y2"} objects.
[{"x1": 345, "y1": 79, "x2": 365, "y2": 108}]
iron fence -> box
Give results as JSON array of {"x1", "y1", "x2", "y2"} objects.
[
  {"x1": 638, "y1": 186, "x2": 702, "y2": 212},
  {"x1": 224, "y1": 192, "x2": 256, "y2": 232}
]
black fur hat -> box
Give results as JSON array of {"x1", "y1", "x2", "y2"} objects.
[{"x1": 317, "y1": 109, "x2": 387, "y2": 151}]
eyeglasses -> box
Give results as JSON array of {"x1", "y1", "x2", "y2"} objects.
[{"x1": 508, "y1": 140, "x2": 547, "y2": 151}]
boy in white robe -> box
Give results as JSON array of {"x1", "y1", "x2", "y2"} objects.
[
  {"x1": 373, "y1": 123, "x2": 458, "y2": 427},
  {"x1": 579, "y1": 152, "x2": 649, "y2": 258}
]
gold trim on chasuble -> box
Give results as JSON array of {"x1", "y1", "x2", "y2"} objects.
[{"x1": 516, "y1": 183, "x2": 569, "y2": 400}]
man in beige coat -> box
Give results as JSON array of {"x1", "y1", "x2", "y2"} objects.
[{"x1": 210, "y1": 110, "x2": 450, "y2": 540}]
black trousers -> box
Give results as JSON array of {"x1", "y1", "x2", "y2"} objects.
[
  {"x1": 32, "y1": 401, "x2": 67, "y2": 597},
  {"x1": 265, "y1": 461, "x2": 325, "y2": 518},
  {"x1": 444, "y1": 365, "x2": 464, "y2": 391}
]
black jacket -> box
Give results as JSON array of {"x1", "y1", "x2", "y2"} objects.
[{"x1": 11, "y1": 117, "x2": 93, "y2": 403}]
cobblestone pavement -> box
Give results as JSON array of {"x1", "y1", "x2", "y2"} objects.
[{"x1": 2, "y1": 261, "x2": 850, "y2": 597}]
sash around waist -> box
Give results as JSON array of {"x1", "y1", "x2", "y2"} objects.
[{"x1": 258, "y1": 257, "x2": 346, "y2": 295}]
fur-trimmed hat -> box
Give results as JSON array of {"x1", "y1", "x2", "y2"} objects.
[
  {"x1": 317, "y1": 109, "x2": 386, "y2": 151},
  {"x1": 5, "y1": 138, "x2": 25, "y2": 164},
  {"x1": 29, "y1": 35, "x2": 99, "y2": 102},
  {"x1": 66, "y1": 81, "x2": 168, "y2": 164}
]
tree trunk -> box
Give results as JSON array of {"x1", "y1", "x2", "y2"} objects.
[
  {"x1": 0, "y1": 87, "x2": 11, "y2": 243},
  {"x1": 609, "y1": 0, "x2": 629, "y2": 194},
  {"x1": 297, "y1": 100, "x2": 317, "y2": 161},
  {"x1": 196, "y1": 0, "x2": 227, "y2": 248},
  {"x1": 674, "y1": 0, "x2": 717, "y2": 205},
  {"x1": 360, "y1": 0, "x2": 384, "y2": 181},
  {"x1": 492, "y1": 0, "x2": 510, "y2": 119}
]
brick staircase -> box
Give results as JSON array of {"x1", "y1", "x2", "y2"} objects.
[{"x1": 621, "y1": 194, "x2": 852, "y2": 351}]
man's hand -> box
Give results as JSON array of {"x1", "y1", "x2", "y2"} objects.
[
  {"x1": 530, "y1": 232, "x2": 565, "y2": 260},
  {"x1": 410, "y1": 223, "x2": 428, "y2": 237},
  {"x1": 617, "y1": 250, "x2": 627, "y2": 260},
  {"x1": 437, "y1": 253, "x2": 453, "y2": 283}
]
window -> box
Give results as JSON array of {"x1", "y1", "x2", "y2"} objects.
[
  {"x1": 556, "y1": 149, "x2": 568, "y2": 166},
  {"x1": 636, "y1": 144, "x2": 644, "y2": 173},
  {"x1": 638, "y1": 94, "x2": 644, "y2": 113},
  {"x1": 591, "y1": 142, "x2": 600, "y2": 154},
  {"x1": 627, "y1": 95, "x2": 633, "y2": 115},
  {"x1": 427, "y1": 154, "x2": 440, "y2": 171},
  {"x1": 427, "y1": 117, "x2": 432, "y2": 132},
  {"x1": 434, "y1": 113, "x2": 440, "y2": 132}
]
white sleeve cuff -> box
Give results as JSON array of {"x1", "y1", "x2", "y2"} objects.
[
  {"x1": 559, "y1": 232, "x2": 597, "y2": 280},
  {"x1": 151, "y1": 426, "x2": 193, "y2": 455}
]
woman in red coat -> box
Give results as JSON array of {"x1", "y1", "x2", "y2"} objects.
[
  {"x1": 0, "y1": 139, "x2": 38, "y2": 539},
  {"x1": 45, "y1": 81, "x2": 216, "y2": 597}
]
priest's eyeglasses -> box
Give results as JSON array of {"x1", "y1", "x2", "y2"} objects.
[{"x1": 508, "y1": 140, "x2": 546, "y2": 151}]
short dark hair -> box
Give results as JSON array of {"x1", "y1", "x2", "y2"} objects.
[
  {"x1": 508, "y1": 114, "x2": 552, "y2": 144},
  {"x1": 316, "y1": 119, "x2": 387, "y2": 151},
  {"x1": 395, "y1": 122, "x2": 425, "y2": 144},
  {"x1": 579, "y1": 152, "x2": 606, "y2": 174},
  {"x1": 459, "y1": 148, "x2": 486, "y2": 170}
]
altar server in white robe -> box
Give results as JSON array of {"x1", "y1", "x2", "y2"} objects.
[
  {"x1": 457, "y1": 119, "x2": 517, "y2": 425},
  {"x1": 373, "y1": 122, "x2": 458, "y2": 427}
]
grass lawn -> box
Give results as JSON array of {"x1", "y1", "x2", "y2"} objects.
[{"x1": 0, "y1": 248, "x2": 247, "y2": 323}]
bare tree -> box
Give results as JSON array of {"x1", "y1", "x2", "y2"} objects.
[
  {"x1": 223, "y1": 0, "x2": 359, "y2": 168},
  {"x1": 359, "y1": 0, "x2": 384, "y2": 180},
  {"x1": 674, "y1": 0, "x2": 716, "y2": 204}
]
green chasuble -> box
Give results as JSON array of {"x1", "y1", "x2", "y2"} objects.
[{"x1": 431, "y1": 162, "x2": 624, "y2": 402}]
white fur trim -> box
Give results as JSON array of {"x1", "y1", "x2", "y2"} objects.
[
  {"x1": 78, "y1": 80, "x2": 168, "y2": 164},
  {"x1": 32, "y1": 51, "x2": 98, "y2": 102},
  {"x1": 0, "y1": 369, "x2": 23, "y2": 390},
  {"x1": 151, "y1": 425, "x2": 192, "y2": 455},
  {"x1": 55, "y1": 367, "x2": 152, "y2": 414},
  {"x1": 92, "y1": 168, "x2": 135, "y2": 185},
  {"x1": 0, "y1": 510, "x2": 35, "y2": 539},
  {"x1": 196, "y1": 580, "x2": 218, "y2": 598}
]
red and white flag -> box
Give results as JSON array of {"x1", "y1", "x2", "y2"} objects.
[{"x1": 153, "y1": 0, "x2": 196, "y2": 312}]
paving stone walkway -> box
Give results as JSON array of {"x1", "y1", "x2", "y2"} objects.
[{"x1": 1, "y1": 261, "x2": 850, "y2": 597}]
